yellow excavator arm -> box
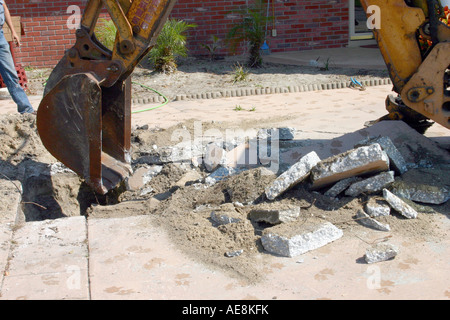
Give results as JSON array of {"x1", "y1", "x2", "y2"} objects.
[
  {"x1": 36, "y1": 0, "x2": 449, "y2": 195},
  {"x1": 361, "y1": 0, "x2": 450, "y2": 132}
]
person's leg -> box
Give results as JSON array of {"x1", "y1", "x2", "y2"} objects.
[{"x1": 0, "y1": 43, "x2": 34, "y2": 114}]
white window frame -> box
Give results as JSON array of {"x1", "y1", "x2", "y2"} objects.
[{"x1": 349, "y1": 0, "x2": 374, "y2": 41}]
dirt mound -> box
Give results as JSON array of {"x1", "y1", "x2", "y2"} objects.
[{"x1": 0, "y1": 114, "x2": 52, "y2": 166}]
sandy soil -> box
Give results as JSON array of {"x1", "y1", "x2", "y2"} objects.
[{"x1": 26, "y1": 56, "x2": 390, "y2": 101}]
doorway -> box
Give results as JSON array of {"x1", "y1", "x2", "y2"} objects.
[{"x1": 349, "y1": 0, "x2": 374, "y2": 42}]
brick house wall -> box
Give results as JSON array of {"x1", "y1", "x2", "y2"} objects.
[
  {"x1": 6, "y1": 0, "x2": 349, "y2": 68},
  {"x1": 172, "y1": 0, "x2": 349, "y2": 56}
]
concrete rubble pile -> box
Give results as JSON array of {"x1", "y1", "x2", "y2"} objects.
[
  {"x1": 5, "y1": 120, "x2": 448, "y2": 266},
  {"x1": 123, "y1": 123, "x2": 449, "y2": 262}
]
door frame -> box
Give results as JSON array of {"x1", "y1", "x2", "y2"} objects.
[{"x1": 349, "y1": 0, "x2": 374, "y2": 41}]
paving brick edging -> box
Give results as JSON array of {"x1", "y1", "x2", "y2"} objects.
[
  {"x1": 132, "y1": 77, "x2": 393, "y2": 104},
  {"x1": 28, "y1": 77, "x2": 392, "y2": 105}
]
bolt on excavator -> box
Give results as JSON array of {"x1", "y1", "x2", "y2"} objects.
[{"x1": 36, "y1": 0, "x2": 449, "y2": 195}]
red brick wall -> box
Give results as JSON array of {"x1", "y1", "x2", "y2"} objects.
[
  {"x1": 172, "y1": 0, "x2": 349, "y2": 56},
  {"x1": 6, "y1": 0, "x2": 349, "y2": 68},
  {"x1": 7, "y1": 0, "x2": 84, "y2": 67}
]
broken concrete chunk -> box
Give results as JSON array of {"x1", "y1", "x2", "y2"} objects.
[
  {"x1": 225, "y1": 249, "x2": 243, "y2": 257},
  {"x1": 258, "y1": 127, "x2": 296, "y2": 141},
  {"x1": 364, "y1": 242, "x2": 399, "y2": 264},
  {"x1": 356, "y1": 136, "x2": 408, "y2": 175},
  {"x1": 204, "y1": 142, "x2": 226, "y2": 172},
  {"x1": 248, "y1": 205, "x2": 300, "y2": 224},
  {"x1": 49, "y1": 162, "x2": 75, "y2": 175},
  {"x1": 205, "y1": 166, "x2": 245, "y2": 186},
  {"x1": 224, "y1": 142, "x2": 258, "y2": 169},
  {"x1": 210, "y1": 203, "x2": 242, "y2": 225},
  {"x1": 392, "y1": 183, "x2": 449, "y2": 205},
  {"x1": 210, "y1": 211, "x2": 241, "y2": 225},
  {"x1": 356, "y1": 209, "x2": 390, "y2": 232},
  {"x1": 383, "y1": 189, "x2": 418, "y2": 219},
  {"x1": 365, "y1": 198, "x2": 390, "y2": 217},
  {"x1": 137, "y1": 142, "x2": 203, "y2": 165},
  {"x1": 345, "y1": 171, "x2": 395, "y2": 197},
  {"x1": 261, "y1": 221, "x2": 343, "y2": 257},
  {"x1": 126, "y1": 165, "x2": 163, "y2": 191},
  {"x1": 126, "y1": 167, "x2": 151, "y2": 191},
  {"x1": 310, "y1": 144, "x2": 390, "y2": 190},
  {"x1": 324, "y1": 176, "x2": 361, "y2": 198},
  {"x1": 174, "y1": 170, "x2": 203, "y2": 188},
  {"x1": 265, "y1": 151, "x2": 321, "y2": 200},
  {"x1": 390, "y1": 168, "x2": 449, "y2": 204}
]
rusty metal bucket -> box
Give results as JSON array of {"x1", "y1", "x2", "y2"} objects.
[{"x1": 37, "y1": 72, "x2": 132, "y2": 195}]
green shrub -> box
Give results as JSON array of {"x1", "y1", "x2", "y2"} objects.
[
  {"x1": 231, "y1": 62, "x2": 249, "y2": 83},
  {"x1": 94, "y1": 18, "x2": 117, "y2": 51},
  {"x1": 227, "y1": 0, "x2": 272, "y2": 68},
  {"x1": 201, "y1": 35, "x2": 222, "y2": 61},
  {"x1": 148, "y1": 19, "x2": 196, "y2": 73}
]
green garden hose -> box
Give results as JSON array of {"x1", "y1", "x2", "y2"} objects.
[{"x1": 131, "y1": 81, "x2": 169, "y2": 114}]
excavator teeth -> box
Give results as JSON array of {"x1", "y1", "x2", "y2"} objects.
[{"x1": 37, "y1": 73, "x2": 132, "y2": 195}]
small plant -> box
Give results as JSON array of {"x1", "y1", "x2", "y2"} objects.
[
  {"x1": 94, "y1": 18, "x2": 117, "y2": 51},
  {"x1": 231, "y1": 62, "x2": 249, "y2": 84},
  {"x1": 320, "y1": 57, "x2": 332, "y2": 71},
  {"x1": 148, "y1": 19, "x2": 196, "y2": 74},
  {"x1": 234, "y1": 105, "x2": 256, "y2": 112},
  {"x1": 201, "y1": 35, "x2": 222, "y2": 61},
  {"x1": 226, "y1": 0, "x2": 272, "y2": 68}
]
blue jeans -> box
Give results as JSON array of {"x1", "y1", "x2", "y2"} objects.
[{"x1": 0, "y1": 43, "x2": 34, "y2": 113}]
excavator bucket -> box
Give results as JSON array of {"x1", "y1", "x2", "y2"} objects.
[
  {"x1": 37, "y1": 73, "x2": 132, "y2": 195},
  {"x1": 36, "y1": 0, "x2": 177, "y2": 195}
]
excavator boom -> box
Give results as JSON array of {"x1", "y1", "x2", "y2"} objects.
[{"x1": 361, "y1": 0, "x2": 450, "y2": 131}]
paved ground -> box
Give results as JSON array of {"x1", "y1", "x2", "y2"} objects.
[
  {"x1": 0, "y1": 47, "x2": 449, "y2": 301},
  {"x1": 0, "y1": 83, "x2": 449, "y2": 301},
  {"x1": 263, "y1": 46, "x2": 386, "y2": 70}
]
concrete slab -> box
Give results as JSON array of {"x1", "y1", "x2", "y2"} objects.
[
  {"x1": 279, "y1": 120, "x2": 450, "y2": 171},
  {"x1": 0, "y1": 179, "x2": 22, "y2": 292},
  {"x1": 1, "y1": 86, "x2": 447, "y2": 146},
  {"x1": 0, "y1": 211, "x2": 448, "y2": 300},
  {"x1": 86, "y1": 214, "x2": 450, "y2": 300},
  {"x1": 88, "y1": 216, "x2": 248, "y2": 300},
  {"x1": 263, "y1": 47, "x2": 386, "y2": 70},
  {"x1": 0, "y1": 179, "x2": 22, "y2": 225},
  {"x1": 0, "y1": 217, "x2": 89, "y2": 300},
  {"x1": 0, "y1": 224, "x2": 13, "y2": 293}
]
